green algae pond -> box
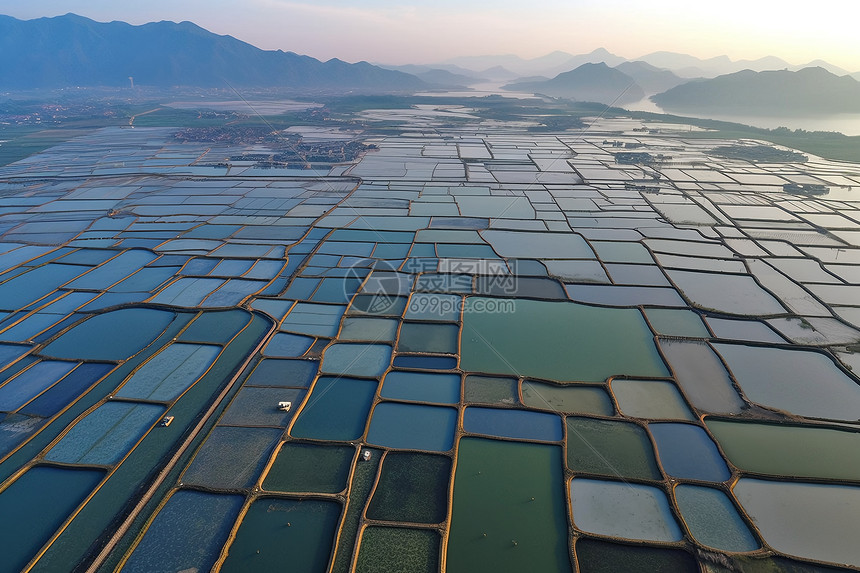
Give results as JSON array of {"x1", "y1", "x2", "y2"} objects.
[
  {"x1": 263, "y1": 443, "x2": 355, "y2": 494},
  {"x1": 464, "y1": 375, "x2": 518, "y2": 405},
  {"x1": 610, "y1": 379, "x2": 694, "y2": 420},
  {"x1": 461, "y1": 298, "x2": 668, "y2": 382},
  {"x1": 447, "y1": 438, "x2": 570, "y2": 572},
  {"x1": 522, "y1": 380, "x2": 614, "y2": 416},
  {"x1": 574, "y1": 538, "x2": 698, "y2": 573},
  {"x1": 366, "y1": 452, "x2": 451, "y2": 524},
  {"x1": 566, "y1": 417, "x2": 662, "y2": 480},
  {"x1": 355, "y1": 527, "x2": 440, "y2": 573},
  {"x1": 706, "y1": 419, "x2": 860, "y2": 480}
]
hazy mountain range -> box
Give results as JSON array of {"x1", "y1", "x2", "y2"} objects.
[
  {"x1": 500, "y1": 61, "x2": 860, "y2": 113},
  {"x1": 652, "y1": 67, "x2": 860, "y2": 114},
  {"x1": 441, "y1": 49, "x2": 627, "y2": 80},
  {"x1": 502, "y1": 60, "x2": 688, "y2": 103},
  {"x1": 441, "y1": 48, "x2": 859, "y2": 81},
  {"x1": 376, "y1": 64, "x2": 487, "y2": 88},
  {"x1": 0, "y1": 13, "x2": 425, "y2": 91},
  {"x1": 2, "y1": 13, "x2": 860, "y2": 116}
]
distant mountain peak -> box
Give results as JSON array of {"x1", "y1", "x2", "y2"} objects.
[
  {"x1": 580, "y1": 61, "x2": 610, "y2": 69},
  {"x1": 638, "y1": 51, "x2": 847, "y2": 79},
  {"x1": 503, "y1": 62, "x2": 644, "y2": 105}
]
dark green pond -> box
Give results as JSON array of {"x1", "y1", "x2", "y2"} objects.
[
  {"x1": 464, "y1": 375, "x2": 519, "y2": 405},
  {"x1": 366, "y1": 452, "x2": 451, "y2": 524},
  {"x1": 522, "y1": 381, "x2": 613, "y2": 416},
  {"x1": 575, "y1": 538, "x2": 698, "y2": 573},
  {"x1": 566, "y1": 417, "x2": 661, "y2": 480},
  {"x1": 263, "y1": 443, "x2": 355, "y2": 493},
  {"x1": 221, "y1": 498, "x2": 341, "y2": 572},
  {"x1": 706, "y1": 419, "x2": 860, "y2": 480},
  {"x1": 355, "y1": 527, "x2": 440, "y2": 573},
  {"x1": 462, "y1": 298, "x2": 668, "y2": 382},
  {"x1": 446, "y1": 438, "x2": 570, "y2": 572}
]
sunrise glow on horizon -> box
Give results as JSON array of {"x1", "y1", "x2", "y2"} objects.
[{"x1": 1, "y1": 0, "x2": 858, "y2": 72}]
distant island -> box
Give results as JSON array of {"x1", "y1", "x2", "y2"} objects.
[
  {"x1": 652, "y1": 67, "x2": 860, "y2": 115},
  {"x1": 503, "y1": 63, "x2": 645, "y2": 106}
]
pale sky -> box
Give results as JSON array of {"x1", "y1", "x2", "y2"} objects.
[{"x1": 2, "y1": 0, "x2": 858, "y2": 71}]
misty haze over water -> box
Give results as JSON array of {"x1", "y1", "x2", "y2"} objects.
[{"x1": 626, "y1": 98, "x2": 860, "y2": 136}]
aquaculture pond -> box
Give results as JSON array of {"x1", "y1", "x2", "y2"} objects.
[
  {"x1": 673, "y1": 484, "x2": 759, "y2": 552},
  {"x1": 574, "y1": 539, "x2": 698, "y2": 573},
  {"x1": 220, "y1": 498, "x2": 342, "y2": 572},
  {"x1": 463, "y1": 406, "x2": 563, "y2": 441},
  {"x1": 41, "y1": 308, "x2": 176, "y2": 361},
  {"x1": 366, "y1": 402, "x2": 457, "y2": 451},
  {"x1": 566, "y1": 416, "x2": 661, "y2": 480},
  {"x1": 648, "y1": 422, "x2": 731, "y2": 481},
  {"x1": 0, "y1": 466, "x2": 105, "y2": 572},
  {"x1": 366, "y1": 452, "x2": 451, "y2": 524},
  {"x1": 446, "y1": 438, "x2": 571, "y2": 572},
  {"x1": 611, "y1": 379, "x2": 694, "y2": 420},
  {"x1": 115, "y1": 342, "x2": 220, "y2": 401},
  {"x1": 734, "y1": 479, "x2": 860, "y2": 567},
  {"x1": 461, "y1": 298, "x2": 668, "y2": 382},
  {"x1": 120, "y1": 491, "x2": 245, "y2": 573},
  {"x1": 3, "y1": 117, "x2": 860, "y2": 573},
  {"x1": 521, "y1": 380, "x2": 614, "y2": 416},
  {"x1": 355, "y1": 527, "x2": 440, "y2": 573},
  {"x1": 290, "y1": 377, "x2": 377, "y2": 441},
  {"x1": 658, "y1": 340, "x2": 747, "y2": 414},
  {"x1": 570, "y1": 478, "x2": 682, "y2": 542},
  {"x1": 705, "y1": 419, "x2": 860, "y2": 480},
  {"x1": 379, "y1": 371, "x2": 460, "y2": 404},
  {"x1": 263, "y1": 443, "x2": 355, "y2": 493},
  {"x1": 713, "y1": 343, "x2": 860, "y2": 420}
]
